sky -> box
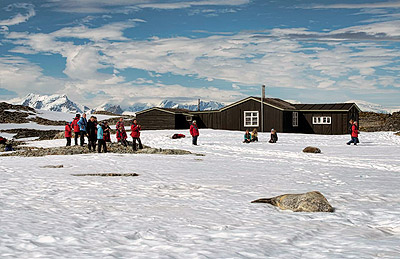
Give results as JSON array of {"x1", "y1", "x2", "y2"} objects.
[{"x1": 0, "y1": 0, "x2": 400, "y2": 108}]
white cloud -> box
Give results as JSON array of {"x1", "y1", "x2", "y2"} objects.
[
  {"x1": 0, "y1": 3, "x2": 36, "y2": 26},
  {"x1": 51, "y1": 21, "x2": 141, "y2": 41},
  {"x1": 0, "y1": 56, "x2": 64, "y2": 95},
  {"x1": 42, "y1": 0, "x2": 249, "y2": 13},
  {"x1": 306, "y1": 1, "x2": 400, "y2": 9},
  {"x1": 3, "y1": 17, "x2": 400, "y2": 105}
]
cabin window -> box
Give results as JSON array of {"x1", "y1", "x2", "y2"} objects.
[
  {"x1": 312, "y1": 116, "x2": 332, "y2": 125},
  {"x1": 186, "y1": 116, "x2": 193, "y2": 122},
  {"x1": 244, "y1": 111, "x2": 259, "y2": 127},
  {"x1": 292, "y1": 112, "x2": 298, "y2": 127}
]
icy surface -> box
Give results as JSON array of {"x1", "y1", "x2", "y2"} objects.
[
  {"x1": 35, "y1": 110, "x2": 119, "y2": 122},
  {"x1": 0, "y1": 122, "x2": 65, "y2": 131},
  {"x1": 1, "y1": 130, "x2": 400, "y2": 258}
]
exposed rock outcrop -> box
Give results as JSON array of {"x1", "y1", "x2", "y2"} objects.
[{"x1": 0, "y1": 143, "x2": 194, "y2": 157}]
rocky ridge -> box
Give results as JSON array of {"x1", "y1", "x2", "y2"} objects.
[
  {"x1": 0, "y1": 142, "x2": 196, "y2": 157},
  {"x1": 359, "y1": 111, "x2": 400, "y2": 132}
]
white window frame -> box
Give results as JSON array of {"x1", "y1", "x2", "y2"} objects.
[
  {"x1": 312, "y1": 116, "x2": 332, "y2": 125},
  {"x1": 244, "y1": 111, "x2": 259, "y2": 127},
  {"x1": 292, "y1": 112, "x2": 298, "y2": 127}
]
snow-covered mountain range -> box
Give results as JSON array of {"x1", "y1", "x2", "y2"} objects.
[
  {"x1": 15, "y1": 94, "x2": 225, "y2": 114},
  {"x1": 18, "y1": 93, "x2": 92, "y2": 114},
  {"x1": 346, "y1": 100, "x2": 400, "y2": 114},
  {"x1": 13, "y1": 94, "x2": 399, "y2": 115}
]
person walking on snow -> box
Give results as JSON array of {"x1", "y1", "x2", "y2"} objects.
[
  {"x1": 70, "y1": 114, "x2": 80, "y2": 145},
  {"x1": 190, "y1": 120, "x2": 199, "y2": 145},
  {"x1": 347, "y1": 121, "x2": 359, "y2": 145},
  {"x1": 65, "y1": 122, "x2": 72, "y2": 146},
  {"x1": 131, "y1": 119, "x2": 143, "y2": 151}
]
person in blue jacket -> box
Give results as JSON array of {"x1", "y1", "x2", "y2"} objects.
[
  {"x1": 77, "y1": 113, "x2": 88, "y2": 146},
  {"x1": 97, "y1": 123, "x2": 107, "y2": 153},
  {"x1": 243, "y1": 129, "x2": 251, "y2": 143}
]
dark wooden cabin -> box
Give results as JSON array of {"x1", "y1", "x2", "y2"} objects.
[
  {"x1": 192, "y1": 96, "x2": 297, "y2": 133},
  {"x1": 135, "y1": 107, "x2": 194, "y2": 130},
  {"x1": 136, "y1": 97, "x2": 360, "y2": 135},
  {"x1": 294, "y1": 103, "x2": 360, "y2": 134}
]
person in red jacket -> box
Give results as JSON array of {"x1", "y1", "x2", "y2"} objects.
[
  {"x1": 130, "y1": 119, "x2": 143, "y2": 151},
  {"x1": 116, "y1": 118, "x2": 128, "y2": 147},
  {"x1": 189, "y1": 120, "x2": 199, "y2": 145},
  {"x1": 65, "y1": 122, "x2": 72, "y2": 146},
  {"x1": 70, "y1": 114, "x2": 81, "y2": 145},
  {"x1": 347, "y1": 121, "x2": 359, "y2": 145}
]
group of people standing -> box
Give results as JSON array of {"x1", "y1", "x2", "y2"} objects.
[{"x1": 65, "y1": 115, "x2": 143, "y2": 153}]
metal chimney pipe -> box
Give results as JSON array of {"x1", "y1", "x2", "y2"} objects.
[
  {"x1": 261, "y1": 85, "x2": 265, "y2": 132},
  {"x1": 197, "y1": 99, "x2": 200, "y2": 111}
]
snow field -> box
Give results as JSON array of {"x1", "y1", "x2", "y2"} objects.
[{"x1": 1, "y1": 129, "x2": 399, "y2": 258}]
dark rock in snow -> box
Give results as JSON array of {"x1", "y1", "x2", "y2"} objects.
[{"x1": 302, "y1": 146, "x2": 321, "y2": 153}]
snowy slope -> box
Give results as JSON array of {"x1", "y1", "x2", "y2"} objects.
[
  {"x1": 1, "y1": 130, "x2": 400, "y2": 258},
  {"x1": 347, "y1": 100, "x2": 400, "y2": 114},
  {"x1": 19, "y1": 93, "x2": 92, "y2": 114},
  {"x1": 158, "y1": 99, "x2": 224, "y2": 111},
  {"x1": 94, "y1": 103, "x2": 124, "y2": 114}
]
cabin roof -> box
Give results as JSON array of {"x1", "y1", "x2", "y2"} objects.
[
  {"x1": 294, "y1": 103, "x2": 361, "y2": 112},
  {"x1": 136, "y1": 107, "x2": 193, "y2": 116}
]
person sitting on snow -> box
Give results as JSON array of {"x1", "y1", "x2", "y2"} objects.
[
  {"x1": 251, "y1": 128, "x2": 258, "y2": 142},
  {"x1": 243, "y1": 129, "x2": 252, "y2": 143},
  {"x1": 269, "y1": 128, "x2": 278, "y2": 143}
]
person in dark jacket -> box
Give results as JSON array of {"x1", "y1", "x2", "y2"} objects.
[
  {"x1": 243, "y1": 129, "x2": 251, "y2": 143},
  {"x1": 65, "y1": 122, "x2": 72, "y2": 146},
  {"x1": 189, "y1": 120, "x2": 199, "y2": 145},
  {"x1": 116, "y1": 118, "x2": 128, "y2": 147},
  {"x1": 77, "y1": 113, "x2": 88, "y2": 146},
  {"x1": 86, "y1": 116, "x2": 97, "y2": 151},
  {"x1": 347, "y1": 121, "x2": 359, "y2": 145},
  {"x1": 269, "y1": 128, "x2": 278, "y2": 143},
  {"x1": 130, "y1": 119, "x2": 143, "y2": 151},
  {"x1": 97, "y1": 123, "x2": 107, "y2": 153},
  {"x1": 70, "y1": 114, "x2": 80, "y2": 145},
  {"x1": 103, "y1": 121, "x2": 111, "y2": 142}
]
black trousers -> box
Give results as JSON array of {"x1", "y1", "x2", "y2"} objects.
[
  {"x1": 132, "y1": 137, "x2": 143, "y2": 151},
  {"x1": 88, "y1": 137, "x2": 97, "y2": 151},
  {"x1": 74, "y1": 132, "x2": 80, "y2": 145},
  {"x1": 66, "y1": 137, "x2": 71, "y2": 146},
  {"x1": 192, "y1": 136, "x2": 198, "y2": 145},
  {"x1": 97, "y1": 139, "x2": 107, "y2": 153},
  {"x1": 80, "y1": 131, "x2": 86, "y2": 146}
]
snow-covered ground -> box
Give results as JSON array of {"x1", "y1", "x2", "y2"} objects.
[{"x1": 1, "y1": 130, "x2": 400, "y2": 258}]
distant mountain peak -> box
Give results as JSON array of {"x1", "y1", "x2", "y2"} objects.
[{"x1": 20, "y1": 93, "x2": 92, "y2": 114}]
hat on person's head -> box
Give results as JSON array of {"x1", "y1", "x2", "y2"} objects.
[
  {"x1": 271, "y1": 128, "x2": 274, "y2": 131},
  {"x1": 193, "y1": 120, "x2": 197, "y2": 123},
  {"x1": 76, "y1": 114, "x2": 80, "y2": 117}
]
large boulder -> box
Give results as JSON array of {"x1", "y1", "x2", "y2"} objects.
[
  {"x1": 303, "y1": 146, "x2": 321, "y2": 153},
  {"x1": 252, "y1": 191, "x2": 334, "y2": 212}
]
